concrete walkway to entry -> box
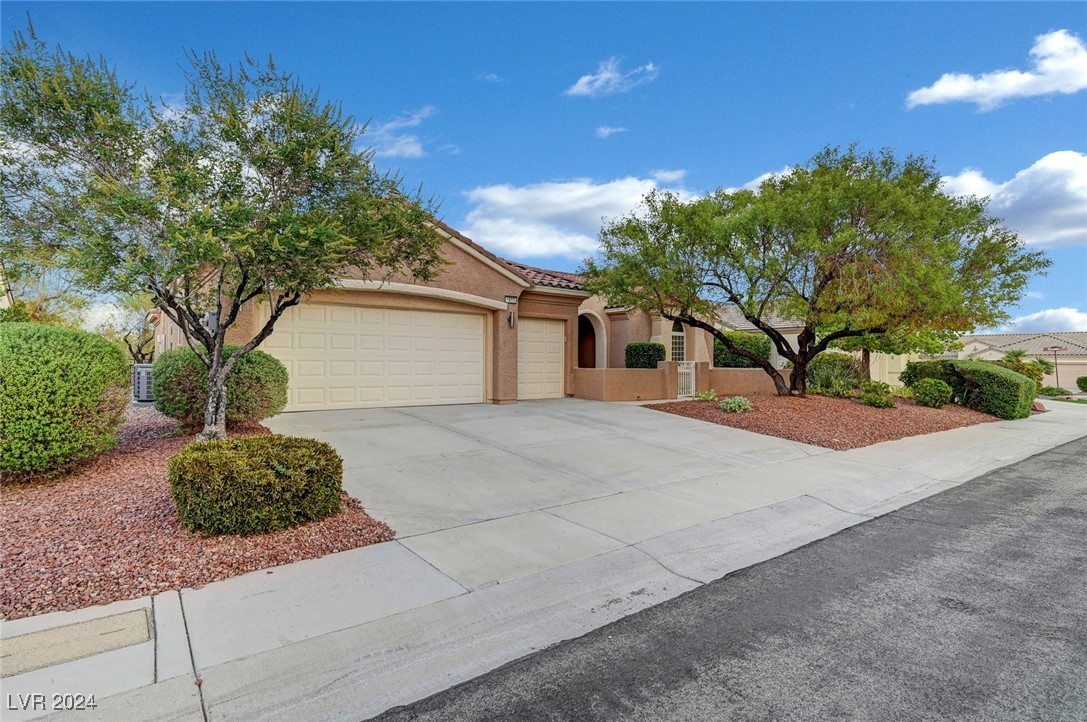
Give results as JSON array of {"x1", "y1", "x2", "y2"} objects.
[{"x1": 3, "y1": 399, "x2": 1087, "y2": 721}]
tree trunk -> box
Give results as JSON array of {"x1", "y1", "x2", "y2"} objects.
[
  {"x1": 768, "y1": 367, "x2": 790, "y2": 396},
  {"x1": 790, "y1": 359, "x2": 808, "y2": 397},
  {"x1": 860, "y1": 348, "x2": 872, "y2": 380},
  {"x1": 198, "y1": 366, "x2": 229, "y2": 441}
]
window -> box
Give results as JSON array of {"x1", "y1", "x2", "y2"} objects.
[{"x1": 671, "y1": 320, "x2": 686, "y2": 362}]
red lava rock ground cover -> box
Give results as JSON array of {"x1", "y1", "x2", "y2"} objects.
[
  {"x1": 1, "y1": 406, "x2": 394, "y2": 621},
  {"x1": 647, "y1": 394, "x2": 996, "y2": 451}
]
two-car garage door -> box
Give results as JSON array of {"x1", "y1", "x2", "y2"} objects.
[{"x1": 263, "y1": 304, "x2": 485, "y2": 412}]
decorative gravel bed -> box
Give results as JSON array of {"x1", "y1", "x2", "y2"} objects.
[
  {"x1": 0, "y1": 406, "x2": 395, "y2": 621},
  {"x1": 647, "y1": 395, "x2": 996, "y2": 451}
]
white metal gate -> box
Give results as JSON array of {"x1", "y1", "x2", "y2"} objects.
[{"x1": 677, "y1": 361, "x2": 695, "y2": 398}]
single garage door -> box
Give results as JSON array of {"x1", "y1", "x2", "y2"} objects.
[
  {"x1": 263, "y1": 304, "x2": 485, "y2": 411},
  {"x1": 518, "y1": 317, "x2": 565, "y2": 399}
]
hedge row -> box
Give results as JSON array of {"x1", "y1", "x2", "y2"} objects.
[
  {"x1": 900, "y1": 359, "x2": 1035, "y2": 419},
  {"x1": 625, "y1": 342, "x2": 666, "y2": 369},
  {"x1": 713, "y1": 332, "x2": 771, "y2": 368}
]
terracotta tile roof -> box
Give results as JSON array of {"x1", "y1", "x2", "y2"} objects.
[
  {"x1": 962, "y1": 332, "x2": 1087, "y2": 356},
  {"x1": 498, "y1": 259, "x2": 586, "y2": 291}
]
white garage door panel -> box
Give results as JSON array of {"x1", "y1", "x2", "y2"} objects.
[
  {"x1": 266, "y1": 304, "x2": 485, "y2": 411},
  {"x1": 518, "y1": 317, "x2": 565, "y2": 400}
]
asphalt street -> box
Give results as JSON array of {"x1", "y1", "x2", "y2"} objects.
[{"x1": 373, "y1": 435, "x2": 1087, "y2": 722}]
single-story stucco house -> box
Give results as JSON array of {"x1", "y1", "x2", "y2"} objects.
[
  {"x1": 150, "y1": 221, "x2": 790, "y2": 411},
  {"x1": 943, "y1": 332, "x2": 1087, "y2": 390}
]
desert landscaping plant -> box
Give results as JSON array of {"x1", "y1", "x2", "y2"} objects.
[
  {"x1": 1, "y1": 26, "x2": 445, "y2": 440},
  {"x1": 718, "y1": 396, "x2": 753, "y2": 413},
  {"x1": 859, "y1": 380, "x2": 895, "y2": 409},
  {"x1": 582, "y1": 146, "x2": 1049, "y2": 397},
  {"x1": 693, "y1": 389, "x2": 719, "y2": 401},
  {"x1": 913, "y1": 378, "x2": 953, "y2": 408},
  {"x1": 1038, "y1": 386, "x2": 1068, "y2": 397},
  {"x1": 152, "y1": 346, "x2": 288, "y2": 431},
  {"x1": 806, "y1": 351, "x2": 865, "y2": 394},
  {"x1": 0, "y1": 322, "x2": 129, "y2": 474},
  {"x1": 169, "y1": 435, "x2": 344, "y2": 535}
]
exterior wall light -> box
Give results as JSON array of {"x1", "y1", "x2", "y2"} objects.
[{"x1": 505, "y1": 295, "x2": 518, "y2": 327}]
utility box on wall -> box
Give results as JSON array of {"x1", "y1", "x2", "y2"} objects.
[{"x1": 133, "y1": 364, "x2": 154, "y2": 402}]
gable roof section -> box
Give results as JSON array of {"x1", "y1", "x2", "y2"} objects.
[
  {"x1": 430, "y1": 219, "x2": 531, "y2": 288},
  {"x1": 719, "y1": 306, "x2": 805, "y2": 332},
  {"x1": 962, "y1": 332, "x2": 1087, "y2": 357}
]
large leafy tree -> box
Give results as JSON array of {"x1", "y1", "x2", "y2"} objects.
[
  {"x1": 1, "y1": 26, "x2": 445, "y2": 438},
  {"x1": 583, "y1": 147, "x2": 1050, "y2": 396}
]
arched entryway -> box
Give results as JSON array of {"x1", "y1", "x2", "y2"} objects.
[{"x1": 577, "y1": 312, "x2": 607, "y2": 368}]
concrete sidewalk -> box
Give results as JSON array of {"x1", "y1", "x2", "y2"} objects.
[{"x1": 3, "y1": 400, "x2": 1086, "y2": 721}]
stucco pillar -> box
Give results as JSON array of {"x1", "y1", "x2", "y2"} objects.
[
  {"x1": 490, "y1": 309, "x2": 518, "y2": 404},
  {"x1": 657, "y1": 360, "x2": 679, "y2": 400},
  {"x1": 694, "y1": 361, "x2": 710, "y2": 393}
]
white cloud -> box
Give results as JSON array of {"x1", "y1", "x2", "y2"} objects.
[
  {"x1": 565, "y1": 57, "x2": 659, "y2": 97},
  {"x1": 1025, "y1": 291, "x2": 1045, "y2": 300},
  {"x1": 722, "y1": 166, "x2": 794, "y2": 193},
  {"x1": 907, "y1": 29, "x2": 1087, "y2": 110},
  {"x1": 941, "y1": 151, "x2": 1087, "y2": 246},
  {"x1": 476, "y1": 72, "x2": 503, "y2": 83},
  {"x1": 652, "y1": 169, "x2": 686, "y2": 183},
  {"x1": 595, "y1": 125, "x2": 627, "y2": 139},
  {"x1": 995, "y1": 307, "x2": 1087, "y2": 333},
  {"x1": 461, "y1": 174, "x2": 691, "y2": 259},
  {"x1": 367, "y1": 106, "x2": 436, "y2": 158},
  {"x1": 439, "y1": 143, "x2": 461, "y2": 155}
]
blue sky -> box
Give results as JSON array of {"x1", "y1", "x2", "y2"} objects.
[{"x1": 5, "y1": 2, "x2": 1086, "y2": 332}]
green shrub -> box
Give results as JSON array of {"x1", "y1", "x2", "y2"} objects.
[
  {"x1": 713, "y1": 332, "x2": 771, "y2": 368},
  {"x1": 988, "y1": 359, "x2": 1042, "y2": 396},
  {"x1": 693, "y1": 389, "x2": 718, "y2": 401},
  {"x1": 1077, "y1": 376, "x2": 1087, "y2": 393},
  {"x1": 0, "y1": 323, "x2": 129, "y2": 474},
  {"x1": 168, "y1": 435, "x2": 343, "y2": 535},
  {"x1": 900, "y1": 360, "x2": 964, "y2": 401},
  {"x1": 913, "y1": 378, "x2": 953, "y2": 408},
  {"x1": 806, "y1": 351, "x2": 864, "y2": 392},
  {"x1": 718, "y1": 396, "x2": 753, "y2": 413},
  {"x1": 152, "y1": 345, "x2": 288, "y2": 431},
  {"x1": 625, "y1": 342, "x2": 666, "y2": 369},
  {"x1": 1038, "y1": 386, "x2": 1067, "y2": 397},
  {"x1": 859, "y1": 380, "x2": 895, "y2": 409},
  {"x1": 903, "y1": 360, "x2": 1034, "y2": 419},
  {"x1": 890, "y1": 385, "x2": 914, "y2": 399},
  {"x1": 951, "y1": 361, "x2": 1035, "y2": 420}
]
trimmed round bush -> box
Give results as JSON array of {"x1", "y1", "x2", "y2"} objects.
[
  {"x1": 1077, "y1": 376, "x2": 1087, "y2": 393},
  {"x1": 168, "y1": 435, "x2": 343, "y2": 535},
  {"x1": 625, "y1": 342, "x2": 666, "y2": 369},
  {"x1": 913, "y1": 378, "x2": 953, "y2": 408},
  {"x1": 901, "y1": 360, "x2": 964, "y2": 401},
  {"x1": 713, "y1": 332, "x2": 771, "y2": 368},
  {"x1": 152, "y1": 345, "x2": 288, "y2": 431},
  {"x1": 0, "y1": 322, "x2": 129, "y2": 474}
]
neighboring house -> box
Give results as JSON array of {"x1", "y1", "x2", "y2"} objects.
[{"x1": 944, "y1": 332, "x2": 1087, "y2": 390}]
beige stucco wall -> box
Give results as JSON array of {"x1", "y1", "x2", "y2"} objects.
[
  {"x1": 705, "y1": 368, "x2": 793, "y2": 395},
  {"x1": 571, "y1": 366, "x2": 677, "y2": 402}
]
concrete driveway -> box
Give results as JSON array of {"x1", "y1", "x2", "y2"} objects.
[{"x1": 267, "y1": 398, "x2": 828, "y2": 556}]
